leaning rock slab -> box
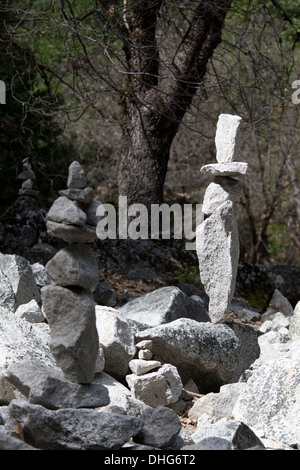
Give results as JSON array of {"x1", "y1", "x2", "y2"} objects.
[
  {"x1": 95, "y1": 306, "x2": 136, "y2": 380},
  {"x1": 135, "y1": 318, "x2": 241, "y2": 393},
  {"x1": 1, "y1": 399, "x2": 142, "y2": 450},
  {"x1": 196, "y1": 201, "x2": 239, "y2": 323},
  {"x1": 4, "y1": 360, "x2": 109, "y2": 409},
  {"x1": 118, "y1": 286, "x2": 210, "y2": 328},
  {"x1": 41, "y1": 284, "x2": 99, "y2": 383}
]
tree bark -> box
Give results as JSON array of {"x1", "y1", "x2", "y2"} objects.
[{"x1": 118, "y1": 0, "x2": 233, "y2": 207}]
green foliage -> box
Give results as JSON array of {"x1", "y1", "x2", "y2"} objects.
[{"x1": 173, "y1": 266, "x2": 203, "y2": 289}]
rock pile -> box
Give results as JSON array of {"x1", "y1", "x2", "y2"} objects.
[
  {"x1": 41, "y1": 161, "x2": 100, "y2": 384},
  {"x1": 17, "y1": 158, "x2": 39, "y2": 198},
  {"x1": 196, "y1": 114, "x2": 246, "y2": 324}
]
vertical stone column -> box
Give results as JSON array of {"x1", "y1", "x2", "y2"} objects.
[
  {"x1": 196, "y1": 114, "x2": 247, "y2": 324},
  {"x1": 41, "y1": 161, "x2": 101, "y2": 383},
  {"x1": 17, "y1": 158, "x2": 39, "y2": 197}
]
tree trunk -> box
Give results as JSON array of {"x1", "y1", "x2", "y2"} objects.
[{"x1": 118, "y1": 0, "x2": 233, "y2": 207}]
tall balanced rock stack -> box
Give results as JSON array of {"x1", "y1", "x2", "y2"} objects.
[
  {"x1": 196, "y1": 114, "x2": 247, "y2": 324},
  {"x1": 41, "y1": 161, "x2": 100, "y2": 383},
  {"x1": 17, "y1": 158, "x2": 39, "y2": 197}
]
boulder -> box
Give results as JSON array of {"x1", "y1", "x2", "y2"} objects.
[
  {"x1": 0, "y1": 306, "x2": 55, "y2": 404},
  {"x1": 0, "y1": 399, "x2": 142, "y2": 450},
  {"x1": 135, "y1": 318, "x2": 241, "y2": 393},
  {"x1": 95, "y1": 306, "x2": 136, "y2": 380},
  {"x1": 118, "y1": 286, "x2": 210, "y2": 328},
  {"x1": 190, "y1": 419, "x2": 264, "y2": 450},
  {"x1": 41, "y1": 284, "x2": 99, "y2": 384},
  {"x1": 232, "y1": 359, "x2": 300, "y2": 447},
  {"x1": 0, "y1": 427, "x2": 37, "y2": 450}
]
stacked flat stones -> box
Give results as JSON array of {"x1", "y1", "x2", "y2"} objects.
[
  {"x1": 196, "y1": 114, "x2": 247, "y2": 324},
  {"x1": 17, "y1": 158, "x2": 39, "y2": 197},
  {"x1": 41, "y1": 161, "x2": 100, "y2": 384}
]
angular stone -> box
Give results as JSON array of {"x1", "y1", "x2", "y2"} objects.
[
  {"x1": 46, "y1": 220, "x2": 97, "y2": 243},
  {"x1": 41, "y1": 284, "x2": 98, "y2": 383},
  {"x1": 233, "y1": 359, "x2": 300, "y2": 447},
  {"x1": 15, "y1": 299, "x2": 45, "y2": 323},
  {"x1": 21, "y1": 179, "x2": 33, "y2": 189},
  {"x1": 269, "y1": 288, "x2": 294, "y2": 316},
  {"x1": 126, "y1": 363, "x2": 182, "y2": 407},
  {"x1": 0, "y1": 253, "x2": 40, "y2": 311},
  {"x1": 4, "y1": 360, "x2": 109, "y2": 409},
  {"x1": 133, "y1": 406, "x2": 182, "y2": 449},
  {"x1": 129, "y1": 359, "x2": 161, "y2": 376},
  {"x1": 0, "y1": 306, "x2": 56, "y2": 404},
  {"x1": 196, "y1": 201, "x2": 239, "y2": 324},
  {"x1": 118, "y1": 286, "x2": 210, "y2": 328},
  {"x1": 67, "y1": 161, "x2": 87, "y2": 189},
  {"x1": 200, "y1": 162, "x2": 248, "y2": 177},
  {"x1": 191, "y1": 420, "x2": 264, "y2": 450},
  {"x1": 135, "y1": 318, "x2": 241, "y2": 393},
  {"x1": 83, "y1": 200, "x2": 103, "y2": 226},
  {"x1": 1, "y1": 399, "x2": 141, "y2": 450},
  {"x1": 45, "y1": 244, "x2": 99, "y2": 291},
  {"x1": 202, "y1": 177, "x2": 243, "y2": 215},
  {"x1": 95, "y1": 306, "x2": 136, "y2": 380},
  {"x1": 289, "y1": 301, "x2": 300, "y2": 339},
  {"x1": 215, "y1": 114, "x2": 242, "y2": 163},
  {"x1": 46, "y1": 196, "x2": 87, "y2": 226},
  {"x1": 59, "y1": 187, "x2": 94, "y2": 204}
]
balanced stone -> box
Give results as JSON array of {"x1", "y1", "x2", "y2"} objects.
[
  {"x1": 67, "y1": 161, "x2": 87, "y2": 189},
  {"x1": 196, "y1": 200, "x2": 239, "y2": 324},
  {"x1": 202, "y1": 177, "x2": 243, "y2": 215},
  {"x1": 59, "y1": 187, "x2": 94, "y2": 204},
  {"x1": 46, "y1": 220, "x2": 97, "y2": 243},
  {"x1": 41, "y1": 284, "x2": 99, "y2": 384},
  {"x1": 47, "y1": 196, "x2": 87, "y2": 227},
  {"x1": 45, "y1": 244, "x2": 99, "y2": 291},
  {"x1": 215, "y1": 114, "x2": 242, "y2": 163},
  {"x1": 200, "y1": 162, "x2": 248, "y2": 177}
]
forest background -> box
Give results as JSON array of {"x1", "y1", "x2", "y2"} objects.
[{"x1": 0, "y1": 0, "x2": 300, "y2": 267}]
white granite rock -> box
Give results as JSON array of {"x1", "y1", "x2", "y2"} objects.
[
  {"x1": 215, "y1": 114, "x2": 242, "y2": 163},
  {"x1": 200, "y1": 162, "x2": 248, "y2": 177},
  {"x1": 196, "y1": 201, "x2": 239, "y2": 323}
]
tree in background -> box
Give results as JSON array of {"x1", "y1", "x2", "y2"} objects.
[{"x1": 1, "y1": 1, "x2": 300, "y2": 263}]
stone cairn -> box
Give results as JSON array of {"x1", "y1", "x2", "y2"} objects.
[
  {"x1": 196, "y1": 114, "x2": 247, "y2": 324},
  {"x1": 41, "y1": 161, "x2": 101, "y2": 383},
  {"x1": 17, "y1": 158, "x2": 39, "y2": 197}
]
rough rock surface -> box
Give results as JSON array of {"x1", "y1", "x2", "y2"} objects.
[
  {"x1": 41, "y1": 285, "x2": 99, "y2": 384},
  {"x1": 196, "y1": 201, "x2": 239, "y2": 323},
  {"x1": 118, "y1": 286, "x2": 210, "y2": 328},
  {"x1": 135, "y1": 318, "x2": 241, "y2": 393}
]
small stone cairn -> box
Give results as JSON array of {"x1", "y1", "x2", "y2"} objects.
[
  {"x1": 17, "y1": 158, "x2": 39, "y2": 197},
  {"x1": 41, "y1": 161, "x2": 101, "y2": 383},
  {"x1": 196, "y1": 114, "x2": 247, "y2": 324}
]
